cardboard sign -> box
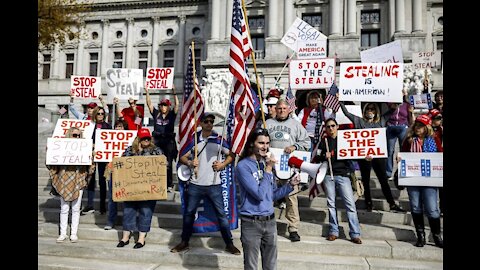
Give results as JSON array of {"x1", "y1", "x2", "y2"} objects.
[
  {"x1": 105, "y1": 68, "x2": 143, "y2": 101},
  {"x1": 281, "y1": 17, "x2": 328, "y2": 51},
  {"x1": 398, "y1": 152, "x2": 443, "y2": 187},
  {"x1": 412, "y1": 51, "x2": 441, "y2": 70},
  {"x1": 296, "y1": 40, "x2": 327, "y2": 59},
  {"x1": 360, "y1": 40, "x2": 403, "y2": 63},
  {"x1": 94, "y1": 129, "x2": 137, "y2": 162},
  {"x1": 52, "y1": 119, "x2": 95, "y2": 138},
  {"x1": 145, "y1": 68, "x2": 175, "y2": 90},
  {"x1": 335, "y1": 105, "x2": 362, "y2": 125},
  {"x1": 409, "y1": 93, "x2": 433, "y2": 109},
  {"x1": 339, "y1": 63, "x2": 404, "y2": 103},
  {"x1": 269, "y1": 148, "x2": 311, "y2": 184},
  {"x1": 289, "y1": 58, "x2": 336, "y2": 89},
  {"x1": 112, "y1": 155, "x2": 167, "y2": 202},
  {"x1": 337, "y1": 128, "x2": 387, "y2": 159},
  {"x1": 46, "y1": 138, "x2": 93, "y2": 165},
  {"x1": 70, "y1": 76, "x2": 101, "y2": 99}
]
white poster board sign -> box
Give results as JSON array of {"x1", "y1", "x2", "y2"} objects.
[
  {"x1": 52, "y1": 119, "x2": 95, "y2": 139},
  {"x1": 398, "y1": 152, "x2": 443, "y2": 187},
  {"x1": 94, "y1": 129, "x2": 137, "y2": 162},
  {"x1": 337, "y1": 128, "x2": 387, "y2": 159},
  {"x1": 409, "y1": 93, "x2": 433, "y2": 109},
  {"x1": 335, "y1": 105, "x2": 362, "y2": 125},
  {"x1": 70, "y1": 76, "x2": 101, "y2": 99},
  {"x1": 281, "y1": 17, "x2": 328, "y2": 51},
  {"x1": 145, "y1": 68, "x2": 175, "y2": 90},
  {"x1": 339, "y1": 63, "x2": 404, "y2": 103},
  {"x1": 296, "y1": 40, "x2": 327, "y2": 59},
  {"x1": 289, "y1": 58, "x2": 336, "y2": 89},
  {"x1": 270, "y1": 148, "x2": 311, "y2": 184},
  {"x1": 360, "y1": 40, "x2": 403, "y2": 63},
  {"x1": 412, "y1": 51, "x2": 442, "y2": 69},
  {"x1": 46, "y1": 138, "x2": 93, "y2": 165},
  {"x1": 105, "y1": 68, "x2": 143, "y2": 101}
]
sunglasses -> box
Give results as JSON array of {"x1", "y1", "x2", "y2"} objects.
[
  {"x1": 140, "y1": 137, "x2": 151, "y2": 141},
  {"x1": 72, "y1": 134, "x2": 81, "y2": 138},
  {"x1": 366, "y1": 107, "x2": 376, "y2": 111},
  {"x1": 97, "y1": 112, "x2": 104, "y2": 115},
  {"x1": 326, "y1": 124, "x2": 336, "y2": 129},
  {"x1": 203, "y1": 119, "x2": 214, "y2": 124},
  {"x1": 129, "y1": 102, "x2": 135, "y2": 105},
  {"x1": 433, "y1": 116, "x2": 442, "y2": 120}
]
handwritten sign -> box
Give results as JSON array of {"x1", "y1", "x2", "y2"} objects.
[
  {"x1": 94, "y1": 129, "x2": 137, "y2": 162},
  {"x1": 146, "y1": 68, "x2": 175, "y2": 90},
  {"x1": 337, "y1": 128, "x2": 387, "y2": 159},
  {"x1": 269, "y1": 148, "x2": 310, "y2": 184},
  {"x1": 70, "y1": 76, "x2": 101, "y2": 99},
  {"x1": 412, "y1": 51, "x2": 441, "y2": 69},
  {"x1": 296, "y1": 40, "x2": 327, "y2": 59},
  {"x1": 46, "y1": 138, "x2": 93, "y2": 165},
  {"x1": 339, "y1": 63, "x2": 404, "y2": 102},
  {"x1": 281, "y1": 17, "x2": 328, "y2": 51},
  {"x1": 52, "y1": 119, "x2": 95, "y2": 138},
  {"x1": 409, "y1": 93, "x2": 433, "y2": 109},
  {"x1": 112, "y1": 155, "x2": 167, "y2": 202},
  {"x1": 106, "y1": 68, "x2": 143, "y2": 101},
  {"x1": 289, "y1": 58, "x2": 336, "y2": 89},
  {"x1": 360, "y1": 40, "x2": 403, "y2": 63},
  {"x1": 398, "y1": 152, "x2": 443, "y2": 187}
]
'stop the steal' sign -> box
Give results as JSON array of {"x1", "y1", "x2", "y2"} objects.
[
  {"x1": 106, "y1": 68, "x2": 143, "y2": 101},
  {"x1": 112, "y1": 155, "x2": 168, "y2": 202},
  {"x1": 70, "y1": 76, "x2": 101, "y2": 99},
  {"x1": 337, "y1": 128, "x2": 387, "y2": 159},
  {"x1": 145, "y1": 68, "x2": 175, "y2": 90},
  {"x1": 289, "y1": 58, "x2": 336, "y2": 89},
  {"x1": 281, "y1": 17, "x2": 327, "y2": 51}
]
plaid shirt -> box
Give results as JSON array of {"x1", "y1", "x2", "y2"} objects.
[{"x1": 48, "y1": 164, "x2": 95, "y2": 202}]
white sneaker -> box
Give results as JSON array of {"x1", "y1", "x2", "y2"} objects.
[
  {"x1": 104, "y1": 225, "x2": 113, "y2": 230},
  {"x1": 70, "y1": 235, "x2": 78, "y2": 243},
  {"x1": 56, "y1": 235, "x2": 67, "y2": 243}
]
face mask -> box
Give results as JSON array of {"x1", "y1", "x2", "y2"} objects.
[{"x1": 366, "y1": 112, "x2": 375, "y2": 119}]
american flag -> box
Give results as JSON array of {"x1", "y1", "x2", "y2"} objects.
[
  {"x1": 285, "y1": 86, "x2": 297, "y2": 113},
  {"x1": 179, "y1": 46, "x2": 204, "y2": 156},
  {"x1": 229, "y1": 0, "x2": 255, "y2": 155},
  {"x1": 323, "y1": 83, "x2": 340, "y2": 112}
]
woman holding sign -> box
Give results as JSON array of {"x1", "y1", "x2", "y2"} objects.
[
  {"x1": 116, "y1": 128, "x2": 163, "y2": 249},
  {"x1": 339, "y1": 102, "x2": 405, "y2": 213},
  {"x1": 399, "y1": 114, "x2": 443, "y2": 248},
  {"x1": 47, "y1": 127, "x2": 96, "y2": 243}
]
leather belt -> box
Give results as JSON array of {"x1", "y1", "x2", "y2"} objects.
[{"x1": 241, "y1": 213, "x2": 275, "y2": 221}]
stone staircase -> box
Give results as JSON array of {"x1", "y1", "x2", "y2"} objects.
[{"x1": 38, "y1": 126, "x2": 443, "y2": 269}]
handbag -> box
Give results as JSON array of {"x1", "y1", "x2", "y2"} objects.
[{"x1": 349, "y1": 172, "x2": 364, "y2": 198}]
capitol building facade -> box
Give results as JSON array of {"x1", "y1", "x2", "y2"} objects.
[{"x1": 38, "y1": 0, "x2": 443, "y2": 119}]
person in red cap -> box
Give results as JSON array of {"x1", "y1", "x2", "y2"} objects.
[
  {"x1": 116, "y1": 127, "x2": 163, "y2": 249},
  {"x1": 399, "y1": 114, "x2": 443, "y2": 248},
  {"x1": 428, "y1": 108, "x2": 443, "y2": 216},
  {"x1": 114, "y1": 96, "x2": 144, "y2": 130},
  {"x1": 145, "y1": 85, "x2": 179, "y2": 192},
  {"x1": 68, "y1": 92, "x2": 109, "y2": 120}
]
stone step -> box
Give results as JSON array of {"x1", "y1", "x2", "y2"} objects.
[
  {"x1": 37, "y1": 236, "x2": 442, "y2": 270},
  {"x1": 39, "y1": 254, "x2": 163, "y2": 270},
  {"x1": 38, "y1": 208, "x2": 435, "y2": 242},
  {"x1": 38, "y1": 222, "x2": 443, "y2": 262}
]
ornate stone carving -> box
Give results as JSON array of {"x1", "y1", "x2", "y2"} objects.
[
  {"x1": 178, "y1": 15, "x2": 187, "y2": 24},
  {"x1": 403, "y1": 64, "x2": 433, "y2": 96},
  {"x1": 101, "y1": 19, "x2": 110, "y2": 27},
  {"x1": 202, "y1": 69, "x2": 233, "y2": 119}
]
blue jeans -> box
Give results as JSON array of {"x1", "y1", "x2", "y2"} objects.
[
  {"x1": 407, "y1": 186, "x2": 440, "y2": 218},
  {"x1": 386, "y1": 125, "x2": 408, "y2": 177},
  {"x1": 181, "y1": 183, "x2": 233, "y2": 245},
  {"x1": 107, "y1": 179, "x2": 118, "y2": 226},
  {"x1": 240, "y1": 217, "x2": 277, "y2": 270},
  {"x1": 323, "y1": 175, "x2": 361, "y2": 239},
  {"x1": 122, "y1": 200, "x2": 157, "y2": 232}
]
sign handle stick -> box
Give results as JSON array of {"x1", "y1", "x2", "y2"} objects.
[{"x1": 324, "y1": 137, "x2": 334, "y2": 179}]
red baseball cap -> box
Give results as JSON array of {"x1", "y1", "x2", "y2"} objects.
[
  {"x1": 428, "y1": 109, "x2": 442, "y2": 118},
  {"x1": 159, "y1": 98, "x2": 172, "y2": 106},
  {"x1": 87, "y1": 102, "x2": 98, "y2": 109},
  {"x1": 137, "y1": 128, "x2": 152, "y2": 139},
  {"x1": 416, "y1": 114, "x2": 432, "y2": 126},
  {"x1": 268, "y1": 88, "x2": 281, "y2": 98}
]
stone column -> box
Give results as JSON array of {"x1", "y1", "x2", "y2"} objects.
[
  {"x1": 126, "y1": 18, "x2": 135, "y2": 68},
  {"x1": 283, "y1": 0, "x2": 295, "y2": 33},
  {"x1": 329, "y1": 0, "x2": 341, "y2": 36},
  {"x1": 268, "y1": 0, "x2": 279, "y2": 38},
  {"x1": 211, "y1": 0, "x2": 221, "y2": 40},
  {"x1": 346, "y1": 0, "x2": 356, "y2": 35},
  {"x1": 412, "y1": 0, "x2": 423, "y2": 33},
  {"x1": 175, "y1": 15, "x2": 186, "y2": 77},
  {"x1": 225, "y1": 0, "x2": 233, "y2": 40},
  {"x1": 151, "y1": 16, "x2": 160, "y2": 67},
  {"x1": 51, "y1": 43, "x2": 61, "y2": 79},
  {"x1": 395, "y1": 0, "x2": 406, "y2": 33},
  {"x1": 100, "y1": 19, "x2": 110, "y2": 77},
  {"x1": 76, "y1": 39, "x2": 84, "y2": 74},
  {"x1": 389, "y1": 0, "x2": 395, "y2": 38}
]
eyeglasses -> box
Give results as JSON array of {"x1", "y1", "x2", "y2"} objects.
[
  {"x1": 326, "y1": 124, "x2": 336, "y2": 129},
  {"x1": 203, "y1": 120, "x2": 214, "y2": 124},
  {"x1": 366, "y1": 107, "x2": 375, "y2": 111},
  {"x1": 159, "y1": 103, "x2": 168, "y2": 106},
  {"x1": 140, "y1": 137, "x2": 151, "y2": 141},
  {"x1": 97, "y1": 112, "x2": 104, "y2": 115},
  {"x1": 267, "y1": 104, "x2": 276, "y2": 107},
  {"x1": 433, "y1": 116, "x2": 442, "y2": 120},
  {"x1": 72, "y1": 134, "x2": 81, "y2": 138}
]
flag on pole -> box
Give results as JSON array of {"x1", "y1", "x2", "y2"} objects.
[
  {"x1": 285, "y1": 86, "x2": 297, "y2": 113},
  {"x1": 178, "y1": 47, "x2": 204, "y2": 157},
  {"x1": 229, "y1": 0, "x2": 255, "y2": 155},
  {"x1": 323, "y1": 83, "x2": 340, "y2": 112}
]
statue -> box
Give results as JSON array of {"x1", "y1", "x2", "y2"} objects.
[{"x1": 202, "y1": 69, "x2": 233, "y2": 119}]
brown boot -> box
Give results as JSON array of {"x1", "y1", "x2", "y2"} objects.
[
  {"x1": 170, "y1": 241, "x2": 189, "y2": 253},
  {"x1": 225, "y1": 243, "x2": 241, "y2": 255}
]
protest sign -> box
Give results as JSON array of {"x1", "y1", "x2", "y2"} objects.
[
  {"x1": 289, "y1": 58, "x2": 336, "y2": 89},
  {"x1": 70, "y1": 76, "x2": 101, "y2": 99},
  {"x1": 398, "y1": 152, "x2": 443, "y2": 187},
  {"x1": 270, "y1": 148, "x2": 311, "y2": 184},
  {"x1": 296, "y1": 40, "x2": 327, "y2": 59},
  {"x1": 52, "y1": 119, "x2": 95, "y2": 138},
  {"x1": 281, "y1": 17, "x2": 327, "y2": 51},
  {"x1": 46, "y1": 138, "x2": 93, "y2": 165},
  {"x1": 337, "y1": 128, "x2": 387, "y2": 159},
  {"x1": 360, "y1": 40, "x2": 403, "y2": 63},
  {"x1": 94, "y1": 129, "x2": 137, "y2": 162},
  {"x1": 412, "y1": 51, "x2": 441, "y2": 69},
  {"x1": 409, "y1": 93, "x2": 433, "y2": 109},
  {"x1": 105, "y1": 68, "x2": 143, "y2": 101},
  {"x1": 145, "y1": 68, "x2": 174, "y2": 90}
]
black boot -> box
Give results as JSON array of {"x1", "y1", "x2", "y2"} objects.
[
  {"x1": 411, "y1": 212, "x2": 426, "y2": 247},
  {"x1": 428, "y1": 217, "x2": 443, "y2": 248}
]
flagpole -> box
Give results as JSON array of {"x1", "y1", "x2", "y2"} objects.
[
  {"x1": 272, "y1": 52, "x2": 296, "y2": 88},
  {"x1": 191, "y1": 41, "x2": 199, "y2": 177},
  {"x1": 241, "y1": 0, "x2": 267, "y2": 129},
  {"x1": 324, "y1": 137, "x2": 334, "y2": 179}
]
